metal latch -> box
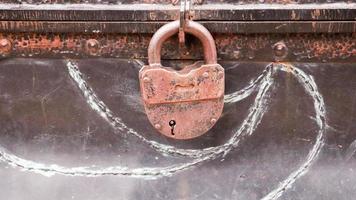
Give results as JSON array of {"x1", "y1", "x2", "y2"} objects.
[{"x1": 139, "y1": 20, "x2": 225, "y2": 140}]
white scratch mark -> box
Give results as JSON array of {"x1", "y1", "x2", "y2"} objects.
[
  {"x1": 0, "y1": 61, "x2": 326, "y2": 200},
  {"x1": 0, "y1": 61, "x2": 273, "y2": 178},
  {"x1": 261, "y1": 63, "x2": 326, "y2": 200},
  {"x1": 66, "y1": 61, "x2": 272, "y2": 158}
]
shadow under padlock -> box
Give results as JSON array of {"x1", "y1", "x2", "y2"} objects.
[{"x1": 139, "y1": 20, "x2": 225, "y2": 140}]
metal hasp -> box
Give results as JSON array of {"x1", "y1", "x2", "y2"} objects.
[{"x1": 139, "y1": 20, "x2": 224, "y2": 140}]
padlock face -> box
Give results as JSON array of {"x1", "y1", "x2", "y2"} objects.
[{"x1": 139, "y1": 63, "x2": 224, "y2": 139}]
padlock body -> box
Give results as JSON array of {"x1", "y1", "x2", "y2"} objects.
[{"x1": 139, "y1": 63, "x2": 224, "y2": 139}]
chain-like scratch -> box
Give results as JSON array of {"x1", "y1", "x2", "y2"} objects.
[
  {"x1": 0, "y1": 62, "x2": 273, "y2": 178},
  {"x1": 261, "y1": 63, "x2": 326, "y2": 200},
  {"x1": 0, "y1": 62, "x2": 326, "y2": 200}
]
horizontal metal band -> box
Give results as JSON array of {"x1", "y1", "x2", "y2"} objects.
[
  {"x1": 0, "y1": 21, "x2": 354, "y2": 33},
  {"x1": 0, "y1": 32, "x2": 353, "y2": 62},
  {"x1": 0, "y1": 3, "x2": 354, "y2": 21}
]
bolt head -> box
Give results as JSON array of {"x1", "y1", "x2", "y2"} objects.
[
  {"x1": 233, "y1": 50, "x2": 241, "y2": 59},
  {"x1": 154, "y1": 124, "x2": 161, "y2": 130},
  {"x1": 273, "y1": 42, "x2": 287, "y2": 54},
  {"x1": 0, "y1": 39, "x2": 11, "y2": 56},
  {"x1": 86, "y1": 39, "x2": 100, "y2": 56},
  {"x1": 87, "y1": 39, "x2": 99, "y2": 48},
  {"x1": 202, "y1": 72, "x2": 209, "y2": 78},
  {"x1": 276, "y1": 44, "x2": 284, "y2": 51},
  {"x1": 210, "y1": 118, "x2": 217, "y2": 124},
  {"x1": 0, "y1": 39, "x2": 9, "y2": 47},
  {"x1": 143, "y1": 77, "x2": 151, "y2": 83},
  {"x1": 273, "y1": 42, "x2": 288, "y2": 61},
  {"x1": 88, "y1": 42, "x2": 96, "y2": 48}
]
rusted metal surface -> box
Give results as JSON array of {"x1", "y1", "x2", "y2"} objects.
[
  {"x1": 0, "y1": 38, "x2": 11, "y2": 57},
  {"x1": 0, "y1": 32, "x2": 353, "y2": 62},
  {"x1": 272, "y1": 41, "x2": 289, "y2": 61},
  {"x1": 0, "y1": 21, "x2": 354, "y2": 34},
  {"x1": 140, "y1": 62, "x2": 224, "y2": 139},
  {"x1": 139, "y1": 20, "x2": 224, "y2": 139}
]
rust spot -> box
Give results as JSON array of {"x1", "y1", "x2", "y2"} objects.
[
  {"x1": 0, "y1": 32, "x2": 352, "y2": 62},
  {"x1": 273, "y1": 41, "x2": 288, "y2": 61},
  {"x1": 0, "y1": 38, "x2": 11, "y2": 56},
  {"x1": 85, "y1": 39, "x2": 101, "y2": 56}
]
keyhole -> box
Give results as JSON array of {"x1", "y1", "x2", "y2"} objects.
[{"x1": 169, "y1": 120, "x2": 176, "y2": 135}]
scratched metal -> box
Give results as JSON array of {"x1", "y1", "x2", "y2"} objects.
[{"x1": 0, "y1": 58, "x2": 355, "y2": 199}]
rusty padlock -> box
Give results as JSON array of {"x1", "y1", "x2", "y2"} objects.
[{"x1": 139, "y1": 20, "x2": 224, "y2": 140}]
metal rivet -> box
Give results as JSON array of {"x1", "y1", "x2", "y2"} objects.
[
  {"x1": 0, "y1": 38, "x2": 12, "y2": 56},
  {"x1": 203, "y1": 72, "x2": 209, "y2": 78},
  {"x1": 154, "y1": 124, "x2": 161, "y2": 130},
  {"x1": 0, "y1": 39, "x2": 9, "y2": 47},
  {"x1": 233, "y1": 50, "x2": 241, "y2": 59},
  {"x1": 273, "y1": 41, "x2": 288, "y2": 61},
  {"x1": 143, "y1": 77, "x2": 151, "y2": 83},
  {"x1": 86, "y1": 39, "x2": 100, "y2": 56},
  {"x1": 210, "y1": 118, "x2": 217, "y2": 124}
]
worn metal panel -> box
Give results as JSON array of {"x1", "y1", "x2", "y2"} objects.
[
  {"x1": 0, "y1": 59, "x2": 355, "y2": 200},
  {"x1": 0, "y1": 3, "x2": 354, "y2": 21},
  {"x1": 0, "y1": 21, "x2": 354, "y2": 33},
  {"x1": 0, "y1": 32, "x2": 353, "y2": 62}
]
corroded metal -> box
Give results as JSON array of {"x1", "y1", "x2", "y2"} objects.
[
  {"x1": 273, "y1": 41, "x2": 289, "y2": 61},
  {"x1": 0, "y1": 38, "x2": 11, "y2": 56},
  {"x1": 139, "y1": 20, "x2": 224, "y2": 139},
  {"x1": 85, "y1": 39, "x2": 101, "y2": 56},
  {"x1": 0, "y1": 21, "x2": 354, "y2": 34},
  {"x1": 0, "y1": 32, "x2": 353, "y2": 62}
]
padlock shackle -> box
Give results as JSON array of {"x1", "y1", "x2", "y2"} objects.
[{"x1": 148, "y1": 20, "x2": 217, "y2": 65}]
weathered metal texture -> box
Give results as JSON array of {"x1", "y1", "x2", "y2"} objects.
[
  {"x1": 0, "y1": 21, "x2": 354, "y2": 34},
  {"x1": 0, "y1": 0, "x2": 351, "y2": 4},
  {"x1": 140, "y1": 65, "x2": 224, "y2": 139},
  {"x1": 1, "y1": 59, "x2": 356, "y2": 199},
  {"x1": 0, "y1": 4, "x2": 354, "y2": 21},
  {"x1": 0, "y1": 32, "x2": 353, "y2": 62},
  {"x1": 215, "y1": 33, "x2": 356, "y2": 62},
  {"x1": 139, "y1": 20, "x2": 224, "y2": 139}
]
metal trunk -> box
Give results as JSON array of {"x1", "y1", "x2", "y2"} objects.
[{"x1": 0, "y1": 0, "x2": 355, "y2": 199}]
